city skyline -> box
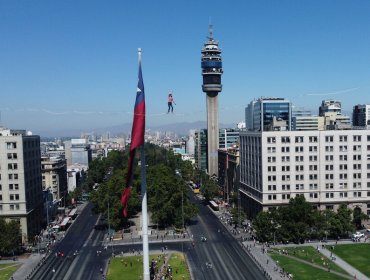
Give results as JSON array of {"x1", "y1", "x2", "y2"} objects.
[{"x1": 1, "y1": 0, "x2": 370, "y2": 136}]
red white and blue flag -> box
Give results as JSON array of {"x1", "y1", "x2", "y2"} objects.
[{"x1": 121, "y1": 58, "x2": 145, "y2": 217}]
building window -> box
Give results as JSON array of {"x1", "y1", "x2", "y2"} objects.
[
  {"x1": 325, "y1": 155, "x2": 334, "y2": 161},
  {"x1": 309, "y1": 183, "x2": 318, "y2": 189},
  {"x1": 281, "y1": 156, "x2": 290, "y2": 162},
  {"x1": 295, "y1": 156, "x2": 304, "y2": 162},
  {"x1": 295, "y1": 174, "x2": 304, "y2": 181},
  {"x1": 325, "y1": 136, "x2": 334, "y2": 142},
  {"x1": 281, "y1": 147, "x2": 290, "y2": 153},
  {"x1": 7, "y1": 163, "x2": 18, "y2": 170},
  {"x1": 281, "y1": 166, "x2": 290, "y2": 172},
  {"x1": 339, "y1": 135, "x2": 347, "y2": 142},
  {"x1": 353, "y1": 182, "x2": 362, "y2": 189},
  {"x1": 353, "y1": 135, "x2": 362, "y2": 142},
  {"x1": 267, "y1": 147, "x2": 276, "y2": 153},
  {"x1": 10, "y1": 205, "x2": 14, "y2": 210},
  {"x1": 353, "y1": 164, "x2": 361, "y2": 170},
  {"x1": 282, "y1": 184, "x2": 290, "y2": 190},
  {"x1": 339, "y1": 182, "x2": 348, "y2": 189},
  {"x1": 309, "y1": 136, "x2": 318, "y2": 143},
  {"x1": 325, "y1": 146, "x2": 334, "y2": 152},
  {"x1": 295, "y1": 146, "x2": 304, "y2": 153},
  {"x1": 309, "y1": 155, "x2": 318, "y2": 162},
  {"x1": 309, "y1": 193, "x2": 318, "y2": 199},
  {"x1": 353, "y1": 155, "x2": 362, "y2": 161},
  {"x1": 325, "y1": 183, "x2": 334, "y2": 189},
  {"x1": 340, "y1": 192, "x2": 348, "y2": 198},
  {"x1": 325, "y1": 165, "x2": 334, "y2": 171},
  {"x1": 295, "y1": 184, "x2": 304, "y2": 190},
  {"x1": 326, "y1": 193, "x2": 334, "y2": 198},
  {"x1": 353, "y1": 173, "x2": 361, "y2": 179},
  {"x1": 6, "y1": 142, "x2": 17, "y2": 149},
  {"x1": 309, "y1": 165, "x2": 318, "y2": 171},
  {"x1": 267, "y1": 137, "x2": 276, "y2": 143},
  {"x1": 282, "y1": 175, "x2": 290, "y2": 181},
  {"x1": 268, "y1": 185, "x2": 276, "y2": 191},
  {"x1": 309, "y1": 174, "x2": 318, "y2": 180},
  {"x1": 339, "y1": 155, "x2": 348, "y2": 161},
  {"x1": 354, "y1": 192, "x2": 362, "y2": 197},
  {"x1": 267, "y1": 157, "x2": 276, "y2": 163},
  {"x1": 339, "y1": 146, "x2": 347, "y2": 152},
  {"x1": 268, "y1": 166, "x2": 276, "y2": 172},
  {"x1": 353, "y1": 145, "x2": 362, "y2": 152},
  {"x1": 309, "y1": 146, "x2": 318, "y2": 152},
  {"x1": 7, "y1": 153, "x2": 17, "y2": 159},
  {"x1": 281, "y1": 136, "x2": 290, "y2": 143},
  {"x1": 339, "y1": 173, "x2": 348, "y2": 180},
  {"x1": 268, "y1": 175, "x2": 276, "y2": 182},
  {"x1": 295, "y1": 165, "x2": 304, "y2": 171},
  {"x1": 339, "y1": 164, "x2": 347, "y2": 170},
  {"x1": 295, "y1": 136, "x2": 304, "y2": 143}
]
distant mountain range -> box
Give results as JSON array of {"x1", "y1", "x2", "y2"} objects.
[
  {"x1": 98, "y1": 121, "x2": 236, "y2": 136},
  {"x1": 37, "y1": 121, "x2": 237, "y2": 138}
]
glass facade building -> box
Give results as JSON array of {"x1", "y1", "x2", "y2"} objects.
[{"x1": 246, "y1": 98, "x2": 292, "y2": 131}]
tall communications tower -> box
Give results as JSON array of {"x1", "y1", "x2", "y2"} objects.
[{"x1": 201, "y1": 25, "x2": 223, "y2": 177}]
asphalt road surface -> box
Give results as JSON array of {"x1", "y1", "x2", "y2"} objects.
[
  {"x1": 184, "y1": 193, "x2": 265, "y2": 280},
  {"x1": 30, "y1": 194, "x2": 265, "y2": 280},
  {"x1": 29, "y1": 202, "x2": 108, "y2": 280}
]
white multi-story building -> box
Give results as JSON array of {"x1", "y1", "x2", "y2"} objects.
[
  {"x1": 0, "y1": 128, "x2": 43, "y2": 243},
  {"x1": 41, "y1": 156, "x2": 67, "y2": 203},
  {"x1": 240, "y1": 129, "x2": 370, "y2": 218}
]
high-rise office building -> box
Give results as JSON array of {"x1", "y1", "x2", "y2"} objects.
[
  {"x1": 0, "y1": 128, "x2": 43, "y2": 243},
  {"x1": 245, "y1": 97, "x2": 292, "y2": 131},
  {"x1": 201, "y1": 25, "x2": 223, "y2": 176},
  {"x1": 353, "y1": 104, "x2": 370, "y2": 127}
]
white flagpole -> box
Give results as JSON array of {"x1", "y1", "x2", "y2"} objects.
[{"x1": 138, "y1": 48, "x2": 150, "y2": 280}]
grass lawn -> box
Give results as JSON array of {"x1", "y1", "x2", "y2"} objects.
[
  {"x1": 168, "y1": 252, "x2": 191, "y2": 280},
  {"x1": 107, "y1": 253, "x2": 190, "y2": 280},
  {"x1": 107, "y1": 255, "x2": 161, "y2": 280},
  {"x1": 327, "y1": 243, "x2": 370, "y2": 277},
  {"x1": 0, "y1": 263, "x2": 21, "y2": 280},
  {"x1": 270, "y1": 246, "x2": 348, "y2": 275},
  {"x1": 269, "y1": 252, "x2": 348, "y2": 280}
]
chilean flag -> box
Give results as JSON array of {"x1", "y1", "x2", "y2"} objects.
[{"x1": 121, "y1": 57, "x2": 145, "y2": 217}]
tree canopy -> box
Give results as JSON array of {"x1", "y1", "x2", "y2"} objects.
[
  {"x1": 252, "y1": 196, "x2": 355, "y2": 243},
  {"x1": 89, "y1": 144, "x2": 198, "y2": 229},
  {"x1": 0, "y1": 218, "x2": 21, "y2": 256}
]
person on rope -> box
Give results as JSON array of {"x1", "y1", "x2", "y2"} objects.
[{"x1": 167, "y1": 92, "x2": 176, "y2": 113}]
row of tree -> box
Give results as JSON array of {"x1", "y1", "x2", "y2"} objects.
[
  {"x1": 88, "y1": 144, "x2": 199, "y2": 229},
  {"x1": 252, "y1": 196, "x2": 357, "y2": 243}
]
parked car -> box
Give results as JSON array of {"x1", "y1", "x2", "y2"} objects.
[{"x1": 352, "y1": 232, "x2": 365, "y2": 239}]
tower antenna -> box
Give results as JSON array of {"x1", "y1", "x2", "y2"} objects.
[{"x1": 208, "y1": 22, "x2": 213, "y2": 40}]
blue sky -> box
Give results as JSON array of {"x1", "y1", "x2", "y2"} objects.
[{"x1": 1, "y1": 0, "x2": 370, "y2": 136}]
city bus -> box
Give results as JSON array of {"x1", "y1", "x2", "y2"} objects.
[{"x1": 209, "y1": 200, "x2": 219, "y2": 211}]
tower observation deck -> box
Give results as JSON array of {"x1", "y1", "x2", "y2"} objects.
[{"x1": 201, "y1": 25, "x2": 223, "y2": 177}]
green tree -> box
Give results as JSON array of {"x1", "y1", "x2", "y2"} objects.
[
  {"x1": 0, "y1": 218, "x2": 21, "y2": 256},
  {"x1": 253, "y1": 211, "x2": 274, "y2": 242},
  {"x1": 353, "y1": 207, "x2": 368, "y2": 229}
]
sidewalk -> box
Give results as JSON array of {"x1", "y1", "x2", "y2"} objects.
[
  {"x1": 8, "y1": 253, "x2": 45, "y2": 280},
  {"x1": 242, "y1": 241, "x2": 283, "y2": 280}
]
